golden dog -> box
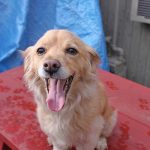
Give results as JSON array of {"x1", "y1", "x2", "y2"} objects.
[{"x1": 23, "y1": 30, "x2": 117, "y2": 150}]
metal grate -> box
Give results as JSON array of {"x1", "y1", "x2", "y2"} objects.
[
  {"x1": 131, "y1": 0, "x2": 150, "y2": 24},
  {"x1": 138, "y1": 0, "x2": 150, "y2": 18}
]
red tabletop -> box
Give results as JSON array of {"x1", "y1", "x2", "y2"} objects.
[{"x1": 0, "y1": 66, "x2": 149, "y2": 150}]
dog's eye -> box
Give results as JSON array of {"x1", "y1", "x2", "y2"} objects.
[
  {"x1": 66, "y1": 48, "x2": 78, "y2": 55},
  {"x1": 37, "y1": 47, "x2": 46, "y2": 55}
]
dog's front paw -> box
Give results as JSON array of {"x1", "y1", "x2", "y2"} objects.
[
  {"x1": 95, "y1": 137, "x2": 108, "y2": 150},
  {"x1": 53, "y1": 146, "x2": 69, "y2": 150},
  {"x1": 53, "y1": 144, "x2": 69, "y2": 150}
]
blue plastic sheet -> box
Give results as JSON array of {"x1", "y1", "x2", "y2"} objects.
[{"x1": 0, "y1": 0, "x2": 109, "y2": 72}]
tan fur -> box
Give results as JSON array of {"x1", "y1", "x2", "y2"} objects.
[{"x1": 23, "y1": 30, "x2": 117, "y2": 150}]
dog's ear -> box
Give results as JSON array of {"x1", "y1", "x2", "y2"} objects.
[
  {"x1": 86, "y1": 46, "x2": 100, "y2": 72},
  {"x1": 20, "y1": 46, "x2": 33, "y2": 58},
  {"x1": 22, "y1": 46, "x2": 34, "y2": 73},
  {"x1": 23, "y1": 46, "x2": 36, "y2": 88},
  {"x1": 18, "y1": 50, "x2": 24, "y2": 57}
]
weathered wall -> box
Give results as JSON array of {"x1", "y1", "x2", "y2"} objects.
[{"x1": 100, "y1": 0, "x2": 150, "y2": 87}]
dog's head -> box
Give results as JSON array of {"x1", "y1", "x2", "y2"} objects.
[{"x1": 23, "y1": 30, "x2": 100, "y2": 112}]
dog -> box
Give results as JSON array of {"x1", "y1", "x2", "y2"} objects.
[{"x1": 23, "y1": 30, "x2": 117, "y2": 150}]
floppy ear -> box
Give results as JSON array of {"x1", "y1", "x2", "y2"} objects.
[
  {"x1": 20, "y1": 46, "x2": 33, "y2": 58},
  {"x1": 88, "y1": 48, "x2": 100, "y2": 66},
  {"x1": 86, "y1": 46, "x2": 100, "y2": 72},
  {"x1": 22, "y1": 46, "x2": 34, "y2": 73},
  {"x1": 18, "y1": 50, "x2": 24, "y2": 57},
  {"x1": 22, "y1": 46, "x2": 36, "y2": 89}
]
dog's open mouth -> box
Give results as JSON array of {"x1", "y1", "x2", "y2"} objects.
[{"x1": 45, "y1": 75, "x2": 74, "y2": 112}]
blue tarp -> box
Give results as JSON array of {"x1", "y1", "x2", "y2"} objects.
[{"x1": 0, "y1": 0, "x2": 109, "y2": 72}]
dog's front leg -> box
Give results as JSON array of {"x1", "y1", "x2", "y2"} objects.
[
  {"x1": 76, "y1": 116, "x2": 105, "y2": 150},
  {"x1": 76, "y1": 135, "x2": 99, "y2": 150}
]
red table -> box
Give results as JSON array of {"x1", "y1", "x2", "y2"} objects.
[{"x1": 0, "y1": 66, "x2": 150, "y2": 150}]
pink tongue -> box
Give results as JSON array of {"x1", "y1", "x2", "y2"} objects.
[{"x1": 46, "y1": 79, "x2": 65, "y2": 112}]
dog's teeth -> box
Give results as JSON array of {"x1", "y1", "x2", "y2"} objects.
[
  {"x1": 63, "y1": 75, "x2": 74, "y2": 94},
  {"x1": 45, "y1": 78, "x2": 49, "y2": 93}
]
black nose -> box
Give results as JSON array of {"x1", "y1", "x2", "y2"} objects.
[{"x1": 43, "y1": 60, "x2": 61, "y2": 74}]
